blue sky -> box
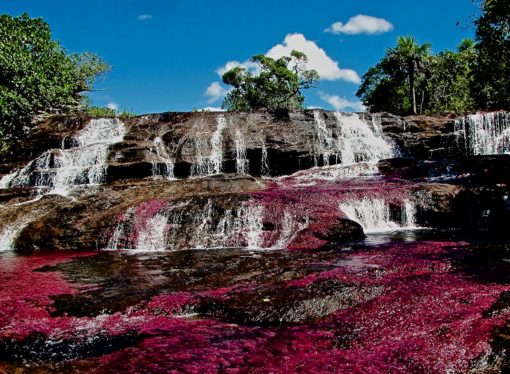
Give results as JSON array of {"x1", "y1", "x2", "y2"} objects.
[{"x1": 2, "y1": 0, "x2": 479, "y2": 114}]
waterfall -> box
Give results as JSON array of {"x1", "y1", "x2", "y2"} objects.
[
  {"x1": 151, "y1": 137, "x2": 175, "y2": 180},
  {"x1": 271, "y1": 211, "x2": 309, "y2": 250},
  {"x1": 106, "y1": 200, "x2": 309, "y2": 251},
  {"x1": 234, "y1": 129, "x2": 249, "y2": 174},
  {"x1": 310, "y1": 111, "x2": 394, "y2": 169},
  {"x1": 339, "y1": 197, "x2": 418, "y2": 233},
  {"x1": 260, "y1": 138, "x2": 270, "y2": 176},
  {"x1": 0, "y1": 220, "x2": 29, "y2": 251},
  {"x1": 454, "y1": 112, "x2": 510, "y2": 155},
  {"x1": 191, "y1": 115, "x2": 227, "y2": 176},
  {"x1": 133, "y1": 214, "x2": 168, "y2": 252},
  {"x1": 0, "y1": 118, "x2": 126, "y2": 196},
  {"x1": 312, "y1": 110, "x2": 335, "y2": 166},
  {"x1": 334, "y1": 112, "x2": 394, "y2": 165}
]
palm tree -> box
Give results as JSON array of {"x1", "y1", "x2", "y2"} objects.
[{"x1": 386, "y1": 36, "x2": 431, "y2": 114}]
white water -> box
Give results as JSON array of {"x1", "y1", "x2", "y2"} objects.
[
  {"x1": 133, "y1": 213, "x2": 168, "y2": 252},
  {"x1": 334, "y1": 112, "x2": 394, "y2": 165},
  {"x1": 0, "y1": 220, "x2": 30, "y2": 251},
  {"x1": 312, "y1": 110, "x2": 335, "y2": 166},
  {"x1": 235, "y1": 129, "x2": 249, "y2": 174},
  {"x1": 339, "y1": 197, "x2": 418, "y2": 233},
  {"x1": 454, "y1": 112, "x2": 510, "y2": 155},
  {"x1": 0, "y1": 118, "x2": 126, "y2": 196},
  {"x1": 260, "y1": 138, "x2": 270, "y2": 176},
  {"x1": 310, "y1": 111, "x2": 394, "y2": 170},
  {"x1": 107, "y1": 199, "x2": 310, "y2": 252},
  {"x1": 192, "y1": 115, "x2": 228, "y2": 176},
  {"x1": 151, "y1": 137, "x2": 175, "y2": 180}
]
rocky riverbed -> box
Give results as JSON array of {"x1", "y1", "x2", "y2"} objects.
[{"x1": 1, "y1": 109, "x2": 510, "y2": 372}]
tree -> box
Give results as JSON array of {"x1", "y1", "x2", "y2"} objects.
[
  {"x1": 357, "y1": 36, "x2": 431, "y2": 115},
  {"x1": 474, "y1": 0, "x2": 510, "y2": 110},
  {"x1": 357, "y1": 36, "x2": 479, "y2": 115},
  {"x1": 221, "y1": 50, "x2": 319, "y2": 111},
  {"x1": 385, "y1": 36, "x2": 431, "y2": 114},
  {"x1": 0, "y1": 13, "x2": 110, "y2": 154},
  {"x1": 356, "y1": 56, "x2": 410, "y2": 115},
  {"x1": 426, "y1": 39, "x2": 477, "y2": 113}
]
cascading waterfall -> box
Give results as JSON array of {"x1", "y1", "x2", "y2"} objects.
[
  {"x1": 312, "y1": 110, "x2": 335, "y2": 166},
  {"x1": 260, "y1": 138, "x2": 270, "y2": 176},
  {"x1": 0, "y1": 118, "x2": 126, "y2": 196},
  {"x1": 339, "y1": 197, "x2": 418, "y2": 233},
  {"x1": 134, "y1": 214, "x2": 169, "y2": 252},
  {"x1": 106, "y1": 200, "x2": 309, "y2": 252},
  {"x1": 310, "y1": 111, "x2": 394, "y2": 169},
  {"x1": 151, "y1": 137, "x2": 175, "y2": 180},
  {"x1": 454, "y1": 112, "x2": 510, "y2": 155},
  {"x1": 334, "y1": 112, "x2": 394, "y2": 165},
  {"x1": 0, "y1": 219, "x2": 30, "y2": 251},
  {"x1": 192, "y1": 115, "x2": 228, "y2": 176},
  {"x1": 234, "y1": 129, "x2": 249, "y2": 174}
]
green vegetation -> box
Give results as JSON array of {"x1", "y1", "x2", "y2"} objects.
[
  {"x1": 357, "y1": 0, "x2": 509, "y2": 115},
  {"x1": 357, "y1": 36, "x2": 476, "y2": 115},
  {"x1": 221, "y1": 50, "x2": 319, "y2": 111},
  {"x1": 0, "y1": 13, "x2": 109, "y2": 153},
  {"x1": 474, "y1": 0, "x2": 510, "y2": 110},
  {"x1": 86, "y1": 106, "x2": 137, "y2": 118}
]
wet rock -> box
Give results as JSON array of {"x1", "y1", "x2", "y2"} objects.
[
  {"x1": 0, "y1": 331, "x2": 141, "y2": 364},
  {"x1": 197, "y1": 279, "x2": 383, "y2": 325},
  {"x1": 379, "y1": 155, "x2": 510, "y2": 184},
  {"x1": 319, "y1": 218, "x2": 365, "y2": 243},
  {"x1": 380, "y1": 113, "x2": 461, "y2": 160}
]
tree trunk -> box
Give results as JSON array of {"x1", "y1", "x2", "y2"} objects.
[{"x1": 409, "y1": 61, "x2": 417, "y2": 115}]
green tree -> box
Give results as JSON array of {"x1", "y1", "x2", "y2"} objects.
[
  {"x1": 474, "y1": 0, "x2": 510, "y2": 110},
  {"x1": 385, "y1": 36, "x2": 432, "y2": 114},
  {"x1": 221, "y1": 50, "x2": 319, "y2": 111},
  {"x1": 357, "y1": 36, "x2": 431, "y2": 115},
  {"x1": 356, "y1": 56, "x2": 410, "y2": 114},
  {"x1": 0, "y1": 13, "x2": 109, "y2": 153},
  {"x1": 426, "y1": 39, "x2": 477, "y2": 113}
]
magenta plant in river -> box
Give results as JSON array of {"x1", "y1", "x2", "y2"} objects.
[{"x1": 0, "y1": 239, "x2": 509, "y2": 372}]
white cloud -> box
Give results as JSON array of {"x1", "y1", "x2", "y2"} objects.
[
  {"x1": 216, "y1": 60, "x2": 260, "y2": 77},
  {"x1": 138, "y1": 14, "x2": 152, "y2": 21},
  {"x1": 106, "y1": 102, "x2": 118, "y2": 111},
  {"x1": 204, "y1": 82, "x2": 228, "y2": 103},
  {"x1": 266, "y1": 33, "x2": 360, "y2": 83},
  {"x1": 325, "y1": 15, "x2": 393, "y2": 35},
  {"x1": 318, "y1": 92, "x2": 365, "y2": 112}
]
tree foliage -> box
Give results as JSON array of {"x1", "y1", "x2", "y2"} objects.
[
  {"x1": 474, "y1": 0, "x2": 510, "y2": 110},
  {"x1": 357, "y1": 36, "x2": 432, "y2": 115},
  {"x1": 385, "y1": 36, "x2": 431, "y2": 114},
  {"x1": 221, "y1": 50, "x2": 319, "y2": 111},
  {"x1": 357, "y1": 37, "x2": 477, "y2": 115},
  {"x1": 427, "y1": 40, "x2": 477, "y2": 113},
  {"x1": 358, "y1": 0, "x2": 510, "y2": 115},
  {"x1": 0, "y1": 13, "x2": 109, "y2": 153}
]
